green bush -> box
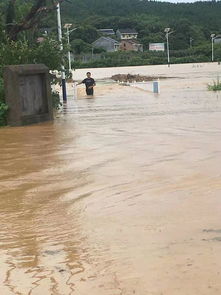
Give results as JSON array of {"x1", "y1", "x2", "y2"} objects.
[
  {"x1": 52, "y1": 91, "x2": 62, "y2": 110},
  {"x1": 0, "y1": 38, "x2": 63, "y2": 73}
]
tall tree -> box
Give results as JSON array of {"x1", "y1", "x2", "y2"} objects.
[
  {"x1": 5, "y1": 0, "x2": 65, "y2": 41},
  {"x1": 5, "y1": 0, "x2": 16, "y2": 35}
]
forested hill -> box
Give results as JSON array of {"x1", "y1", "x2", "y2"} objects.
[{"x1": 62, "y1": 0, "x2": 221, "y2": 28}]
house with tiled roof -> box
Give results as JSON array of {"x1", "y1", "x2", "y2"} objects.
[{"x1": 92, "y1": 36, "x2": 120, "y2": 52}]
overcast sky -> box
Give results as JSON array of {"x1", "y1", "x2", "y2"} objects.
[{"x1": 158, "y1": 0, "x2": 210, "y2": 2}]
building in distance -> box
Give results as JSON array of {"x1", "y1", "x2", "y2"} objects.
[
  {"x1": 92, "y1": 37, "x2": 120, "y2": 52},
  {"x1": 120, "y1": 39, "x2": 143, "y2": 52}
]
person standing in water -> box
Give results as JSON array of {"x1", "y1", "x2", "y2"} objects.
[{"x1": 77, "y1": 72, "x2": 96, "y2": 96}]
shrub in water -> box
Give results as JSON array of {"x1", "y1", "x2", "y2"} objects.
[{"x1": 208, "y1": 77, "x2": 221, "y2": 91}]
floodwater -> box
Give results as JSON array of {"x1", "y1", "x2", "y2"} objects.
[{"x1": 1, "y1": 63, "x2": 221, "y2": 295}]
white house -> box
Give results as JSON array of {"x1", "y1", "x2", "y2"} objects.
[{"x1": 116, "y1": 29, "x2": 138, "y2": 40}]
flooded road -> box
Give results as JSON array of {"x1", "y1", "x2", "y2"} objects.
[{"x1": 1, "y1": 63, "x2": 221, "y2": 294}]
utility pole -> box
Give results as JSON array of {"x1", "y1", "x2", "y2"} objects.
[
  {"x1": 57, "y1": 3, "x2": 67, "y2": 102},
  {"x1": 64, "y1": 24, "x2": 78, "y2": 73},
  {"x1": 64, "y1": 24, "x2": 72, "y2": 73},
  {"x1": 67, "y1": 26, "x2": 72, "y2": 72},
  {"x1": 164, "y1": 28, "x2": 172, "y2": 67},
  {"x1": 190, "y1": 37, "x2": 194, "y2": 48},
  {"x1": 211, "y1": 34, "x2": 215, "y2": 62}
]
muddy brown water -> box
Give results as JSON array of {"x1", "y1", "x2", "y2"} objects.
[{"x1": 1, "y1": 64, "x2": 221, "y2": 294}]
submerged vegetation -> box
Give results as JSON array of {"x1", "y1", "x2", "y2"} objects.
[{"x1": 208, "y1": 77, "x2": 221, "y2": 91}]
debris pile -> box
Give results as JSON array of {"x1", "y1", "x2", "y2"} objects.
[{"x1": 111, "y1": 74, "x2": 166, "y2": 82}]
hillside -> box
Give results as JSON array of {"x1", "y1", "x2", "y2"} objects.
[{"x1": 62, "y1": 0, "x2": 221, "y2": 26}]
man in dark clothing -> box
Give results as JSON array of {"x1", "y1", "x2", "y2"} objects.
[{"x1": 77, "y1": 72, "x2": 96, "y2": 95}]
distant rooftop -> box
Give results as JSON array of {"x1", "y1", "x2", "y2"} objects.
[
  {"x1": 92, "y1": 36, "x2": 119, "y2": 45},
  {"x1": 98, "y1": 29, "x2": 115, "y2": 35},
  {"x1": 118, "y1": 29, "x2": 138, "y2": 34},
  {"x1": 104, "y1": 37, "x2": 119, "y2": 43}
]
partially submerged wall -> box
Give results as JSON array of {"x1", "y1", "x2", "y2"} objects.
[{"x1": 4, "y1": 64, "x2": 53, "y2": 126}]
